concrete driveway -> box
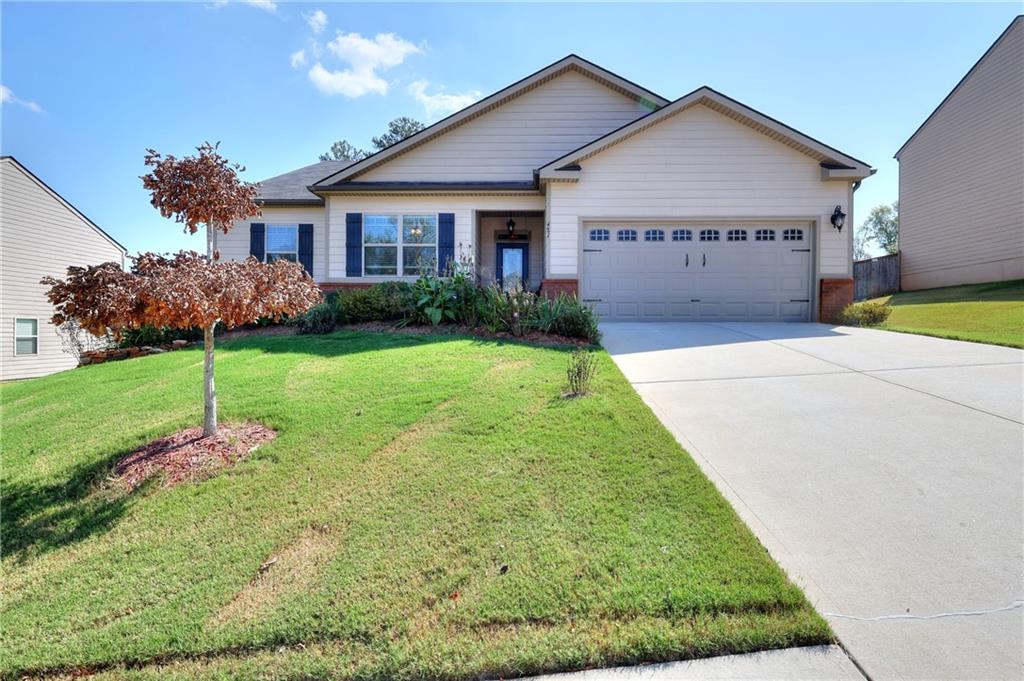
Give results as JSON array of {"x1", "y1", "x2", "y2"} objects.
[{"x1": 602, "y1": 323, "x2": 1023, "y2": 680}]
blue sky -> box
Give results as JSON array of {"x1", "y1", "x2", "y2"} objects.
[{"x1": 2, "y1": 2, "x2": 1019, "y2": 256}]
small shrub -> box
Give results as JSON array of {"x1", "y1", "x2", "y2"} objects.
[
  {"x1": 120, "y1": 324, "x2": 203, "y2": 348},
  {"x1": 565, "y1": 348, "x2": 598, "y2": 397},
  {"x1": 294, "y1": 302, "x2": 336, "y2": 334},
  {"x1": 334, "y1": 283, "x2": 415, "y2": 324},
  {"x1": 412, "y1": 273, "x2": 459, "y2": 326},
  {"x1": 837, "y1": 301, "x2": 891, "y2": 327},
  {"x1": 548, "y1": 295, "x2": 601, "y2": 343},
  {"x1": 479, "y1": 283, "x2": 541, "y2": 337}
]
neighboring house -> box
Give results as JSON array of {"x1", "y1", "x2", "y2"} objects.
[
  {"x1": 895, "y1": 16, "x2": 1023, "y2": 291},
  {"x1": 0, "y1": 156, "x2": 127, "y2": 380},
  {"x1": 224, "y1": 55, "x2": 874, "y2": 322}
]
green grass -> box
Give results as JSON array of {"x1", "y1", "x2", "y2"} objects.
[
  {"x1": 870, "y1": 279, "x2": 1024, "y2": 348},
  {"x1": 1, "y1": 331, "x2": 829, "y2": 679}
]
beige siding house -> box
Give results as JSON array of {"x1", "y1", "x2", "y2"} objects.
[
  {"x1": 896, "y1": 16, "x2": 1024, "y2": 290},
  {"x1": 0, "y1": 157, "x2": 126, "y2": 380},
  {"x1": 223, "y1": 55, "x2": 873, "y2": 322}
]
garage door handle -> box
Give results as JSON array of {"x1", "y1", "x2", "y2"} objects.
[
  {"x1": 583, "y1": 249, "x2": 603, "y2": 253},
  {"x1": 691, "y1": 299, "x2": 701, "y2": 302},
  {"x1": 702, "y1": 253, "x2": 707, "y2": 267},
  {"x1": 791, "y1": 248, "x2": 811, "y2": 252},
  {"x1": 790, "y1": 299, "x2": 810, "y2": 303},
  {"x1": 685, "y1": 253, "x2": 689, "y2": 267}
]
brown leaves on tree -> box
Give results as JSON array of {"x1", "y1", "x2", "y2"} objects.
[
  {"x1": 42, "y1": 252, "x2": 322, "y2": 339},
  {"x1": 141, "y1": 141, "x2": 260, "y2": 235}
]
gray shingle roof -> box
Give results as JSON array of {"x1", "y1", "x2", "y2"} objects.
[{"x1": 256, "y1": 160, "x2": 351, "y2": 204}]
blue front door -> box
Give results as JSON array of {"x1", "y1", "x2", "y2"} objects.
[{"x1": 496, "y1": 243, "x2": 529, "y2": 289}]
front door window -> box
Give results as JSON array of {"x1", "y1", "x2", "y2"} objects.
[{"x1": 497, "y1": 243, "x2": 528, "y2": 290}]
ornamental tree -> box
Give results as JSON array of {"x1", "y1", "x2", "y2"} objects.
[{"x1": 43, "y1": 143, "x2": 321, "y2": 437}]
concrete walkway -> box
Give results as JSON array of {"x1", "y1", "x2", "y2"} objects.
[
  {"x1": 530, "y1": 645, "x2": 863, "y2": 680},
  {"x1": 600, "y1": 323, "x2": 1023, "y2": 680}
]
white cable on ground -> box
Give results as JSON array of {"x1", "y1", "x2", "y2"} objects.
[{"x1": 825, "y1": 599, "x2": 1024, "y2": 622}]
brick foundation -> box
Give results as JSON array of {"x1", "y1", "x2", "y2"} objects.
[
  {"x1": 320, "y1": 282, "x2": 373, "y2": 292},
  {"x1": 538, "y1": 278, "x2": 579, "y2": 298},
  {"x1": 819, "y1": 278, "x2": 854, "y2": 323}
]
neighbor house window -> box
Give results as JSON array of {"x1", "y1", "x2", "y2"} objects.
[
  {"x1": 265, "y1": 224, "x2": 298, "y2": 263},
  {"x1": 14, "y1": 318, "x2": 38, "y2": 356},
  {"x1": 699, "y1": 229, "x2": 720, "y2": 242},
  {"x1": 783, "y1": 228, "x2": 804, "y2": 241},
  {"x1": 644, "y1": 229, "x2": 665, "y2": 242},
  {"x1": 589, "y1": 229, "x2": 610, "y2": 241},
  {"x1": 671, "y1": 229, "x2": 692, "y2": 241},
  {"x1": 617, "y1": 229, "x2": 637, "y2": 241},
  {"x1": 755, "y1": 229, "x2": 776, "y2": 241},
  {"x1": 727, "y1": 229, "x2": 748, "y2": 242},
  {"x1": 363, "y1": 214, "x2": 438, "y2": 276}
]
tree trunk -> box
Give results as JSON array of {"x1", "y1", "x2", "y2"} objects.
[
  {"x1": 202, "y1": 321, "x2": 217, "y2": 437},
  {"x1": 202, "y1": 222, "x2": 219, "y2": 437}
]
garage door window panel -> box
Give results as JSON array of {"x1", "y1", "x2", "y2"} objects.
[
  {"x1": 644, "y1": 229, "x2": 665, "y2": 242},
  {"x1": 589, "y1": 229, "x2": 609, "y2": 241},
  {"x1": 617, "y1": 229, "x2": 637, "y2": 242},
  {"x1": 783, "y1": 228, "x2": 804, "y2": 241},
  {"x1": 756, "y1": 229, "x2": 776, "y2": 241},
  {"x1": 700, "y1": 229, "x2": 720, "y2": 242},
  {"x1": 727, "y1": 229, "x2": 748, "y2": 242},
  {"x1": 672, "y1": 229, "x2": 692, "y2": 242}
]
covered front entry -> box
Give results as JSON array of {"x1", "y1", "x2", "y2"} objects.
[
  {"x1": 476, "y1": 211, "x2": 544, "y2": 291},
  {"x1": 579, "y1": 222, "x2": 814, "y2": 322}
]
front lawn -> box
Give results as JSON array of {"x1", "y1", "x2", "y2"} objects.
[
  {"x1": 869, "y1": 279, "x2": 1024, "y2": 347},
  {"x1": 1, "y1": 332, "x2": 828, "y2": 679}
]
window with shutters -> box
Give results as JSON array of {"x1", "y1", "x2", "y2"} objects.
[
  {"x1": 589, "y1": 229, "x2": 609, "y2": 241},
  {"x1": 755, "y1": 229, "x2": 776, "y2": 241},
  {"x1": 783, "y1": 228, "x2": 804, "y2": 241},
  {"x1": 265, "y1": 225, "x2": 298, "y2": 263},
  {"x1": 644, "y1": 229, "x2": 665, "y2": 242},
  {"x1": 14, "y1": 318, "x2": 38, "y2": 356},
  {"x1": 671, "y1": 229, "x2": 692, "y2": 241},
  {"x1": 727, "y1": 229, "x2": 748, "y2": 242},
  {"x1": 617, "y1": 229, "x2": 637, "y2": 241},
  {"x1": 364, "y1": 214, "x2": 438, "y2": 276},
  {"x1": 699, "y1": 229, "x2": 720, "y2": 242}
]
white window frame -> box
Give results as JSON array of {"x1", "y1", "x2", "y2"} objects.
[
  {"x1": 727, "y1": 229, "x2": 748, "y2": 242},
  {"x1": 783, "y1": 228, "x2": 804, "y2": 242},
  {"x1": 14, "y1": 317, "x2": 39, "y2": 356},
  {"x1": 265, "y1": 224, "x2": 299, "y2": 263},
  {"x1": 643, "y1": 229, "x2": 665, "y2": 242},
  {"x1": 362, "y1": 213, "x2": 439, "y2": 278}
]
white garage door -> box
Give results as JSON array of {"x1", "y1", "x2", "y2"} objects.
[{"x1": 580, "y1": 223, "x2": 813, "y2": 322}]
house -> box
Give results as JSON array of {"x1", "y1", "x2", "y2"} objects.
[
  {"x1": 223, "y1": 55, "x2": 874, "y2": 322},
  {"x1": 895, "y1": 16, "x2": 1023, "y2": 291},
  {"x1": 0, "y1": 156, "x2": 127, "y2": 380}
]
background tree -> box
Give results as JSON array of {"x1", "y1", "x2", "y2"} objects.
[
  {"x1": 860, "y1": 201, "x2": 899, "y2": 255},
  {"x1": 319, "y1": 117, "x2": 426, "y2": 162},
  {"x1": 853, "y1": 226, "x2": 872, "y2": 261},
  {"x1": 370, "y1": 116, "x2": 425, "y2": 150},
  {"x1": 318, "y1": 140, "x2": 371, "y2": 162}
]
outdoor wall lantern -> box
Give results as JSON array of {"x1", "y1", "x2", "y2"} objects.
[
  {"x1": 506, "y1": 217, "x2": 516, "y2": 235},
  {"x1": 830, "y1": 205, "x2": 847, "y2": 232}
]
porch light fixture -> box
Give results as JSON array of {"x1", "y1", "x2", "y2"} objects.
[
  {"x1": 409, "y1": 224, "x2": 423, "y2": 238},
  {"x1": 506, "y1": 217, "x2": 516, "y2": 235},
  {"x1": 830, "y1": 205, "x2": 846, "y2": 232}
]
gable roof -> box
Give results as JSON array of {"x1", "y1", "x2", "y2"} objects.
[
  {"x1": 538, "y1": 86, "x2": 874, "y2": 181},
  {"x1": 258, "y1": 160, "x2": 351, "y2": 204},
  {"x1": 313, "y1": 55, "x2": 669, "y2": 189},
  {"x1": 1, "y1": 156, "x2": 127, "y2": 254},
  {"x1": 895, "y1": 15, "x2": 1023, "y2": 159}
]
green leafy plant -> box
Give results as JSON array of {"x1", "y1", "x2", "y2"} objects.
[
  {"x1": 412, "y1": 273, "x2": 459, "y2": 326},
  {"x1": 565, "y1": 348, "x2": 598, "y2": 396},
  {"x1": 334, "y1": 283, "x2": 415, "y2": 323},
  {"x1": 837, "y1": 301, "x2": 892, "y2": 327}
]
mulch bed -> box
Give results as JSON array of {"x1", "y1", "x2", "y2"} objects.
[{"x1": 112, "y1": 423, "x2": 276, "y2": 491}]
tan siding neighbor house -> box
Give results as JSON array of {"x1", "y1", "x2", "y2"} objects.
[
  {"x1": 1, "y1": 157, "x2": 127, "y2": 380},
  {"x1": 896, "y1": 16, "x2": 1024, "y2": 290},
  {"x1": 219, "y1": 55, "x2": 873, "y2": 322}
]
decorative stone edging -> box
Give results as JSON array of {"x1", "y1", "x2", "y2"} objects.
[{"x1": 79, "y1": 339, "x2": 195, "y2": 365}]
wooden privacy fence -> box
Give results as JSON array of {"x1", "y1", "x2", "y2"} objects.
[{"x1": 854, "y1": 252, "x2": 900, "y2": 300}]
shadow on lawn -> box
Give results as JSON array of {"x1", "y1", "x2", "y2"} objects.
[{"x1": 1, "y1": 450, "x2": 135, "y2": 564}]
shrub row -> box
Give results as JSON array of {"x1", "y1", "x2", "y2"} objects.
[{"x1": 296, "y1": 273, "x2": 601, "y2": 343}]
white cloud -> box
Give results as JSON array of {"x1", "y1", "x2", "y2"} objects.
[
  {"x1": 208, "y1": 0, "x2": 277, "y2": 12},
  {"x1": 290, "y1": 49, "x2": 306, "y2": 68},
  {"x1": 0, "y1": 85, "x2": 42, "y2": 113},
  {"x1": 408, "y1": 80, "x2": 481, "y2": 119},
  {"x1": 305, "y1": 9, "x2": 327, "y2": 34},
  {"x1": 308, "y1": 31, "x2": 419, "y2": 98}
]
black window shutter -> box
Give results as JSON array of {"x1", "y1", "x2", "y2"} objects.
[
  {"x1": 345, "y1": 213, "x2": 362, "y2": 277},
  {"x1": 298, "y1": 224, "x2": 314, "y2": 275},
  {"x1": 249, "y1": 223, "x2": 265, "y2": 261},
  {"x1": 437, "y1": 213, "x2": 455, "y2": 275}
]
